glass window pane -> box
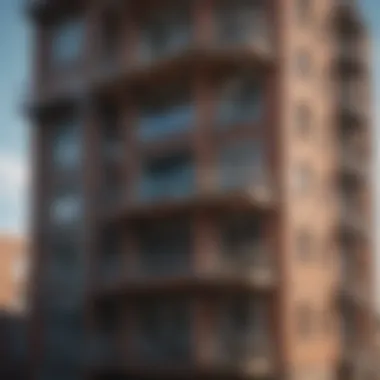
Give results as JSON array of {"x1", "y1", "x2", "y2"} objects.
[
  {"x1": 218, "y1": 78, "x2": 262, "y2": 128},
  {"x1": 51, "y1": 194, "x2": 82, "y2": 225},
  {"x1": 140, "y1": 152, "x2": 195, "y2": 200},
  {"x1": 139, "y1": 103, "x2": 194, "y2": 142},
  {"x1": 52, "y1": 19, "x2": 84, "y2": 65},
  {"x1": 138, "y1": 220, "x2": 191, "y2": 276},
  {"x1": 137, "y1": 299, "x2": 191, "y2": 362},
  {"x1": 219, "y1": 141, "x2": 264, "y2": 189},
  {"x1": 140, "y1": 8, "x2": 191, "y2": 62},
  {"x1": 217, "y1": 1, "x2": 267, "y2": 45},
  {"x1": 52, "y1": 116, "x2": 82, "y2": 169}
]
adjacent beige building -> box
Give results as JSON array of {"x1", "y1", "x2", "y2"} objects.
[{"x1": 0, "y1": 235, "x2": 27, "y2": 313}]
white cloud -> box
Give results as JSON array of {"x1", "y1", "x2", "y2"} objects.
[
  {"x1": 0, "y1": 153, "x2": 29, "y2": 234},
  {"x1": 0, "y1": 154, "x2": 28, "y2": 190}
]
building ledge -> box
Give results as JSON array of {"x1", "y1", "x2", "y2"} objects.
[
  {"x1": 88, "y1": 360, "x2": 276, "y2": 379},
  {"x1": 91, "y1": 269, "x2": 278, "y2": 300},
  {"x1": 102, "y1": 186, "x2": 277, "y2": 224},
  {"x1": 90, "y1": 44, "x2": 275, "y2": 98}
]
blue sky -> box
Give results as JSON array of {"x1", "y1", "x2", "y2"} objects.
[
  {"x1": 0, "y1": 1, "x2": 29, "y2": 234},
  {"x1": 0, "y1": 0, "x2": 378, "y2": 235}
]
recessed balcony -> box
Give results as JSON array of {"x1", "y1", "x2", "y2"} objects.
[
  {"x1": 340, "y1": 146, "x2": 368, "y2": 178},
  {"x1": 338, "y1": 94, "x2": 366, "y2": 129},
  {"x1": 93, "y1": 258, "x2": 276, "y2": 300},
  {"x1": 102, "y1": 177, "x2": 277, "y2": 224},
  {"x1": 209, "y1": 333, "x2": 275, "y2": 377},
  {"x1": 335, "y1": 43, "x2": 367, "y2": 75},
  {"x1": 332, "y1": 0, "x2": 365, "y2": 35},
  {"x1": 341, "y1": 267, "x2": 369, "y2": 305},
  {"x1": 205, "y1": 245, "x2": 276, "y2": 288},
  {"x1": 339, "y1": 199, "x2": 368, "y2": 237}
]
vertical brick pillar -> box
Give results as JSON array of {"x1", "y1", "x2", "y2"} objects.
[{"x1": 192, "y1": 0, "x2": 219, "y2": 368}]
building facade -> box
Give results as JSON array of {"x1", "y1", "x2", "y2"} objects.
[
  {"x1": 26, "y1": 0, "x2": 375, "y2": 379},
  {"x1": 0, "y1": 235, "x2": 27, "y2": 313}
]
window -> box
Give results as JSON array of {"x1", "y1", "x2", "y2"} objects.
[
  {"x1": 138, "y1": 220, "x2": 191, "y2": 276},
  {"x1": 216, "y1": 1, "x2": 267, "y2": 46},
  {"x1": 296, "y1": 0, "x2": 312, "y2": 24},
  {"x1": 140, "y1": 7, "x2": 191, "y2": 62},
  {"x1": 51, "y1": 194, "x2": 82, "y2": 225},
  {"x1": 51, "y1": 239, "x2": 79, "y2": 272},
  {"x1": 219, "y1": 141, "x2": 264, "y2": 190},
  {"x1": 90, "y1": 301, "x2": 124, "y2": 363},
  {"x1": 43, "y1": 308, "x2": 84, "y2": 371},
  {"x1": 140, "y1": 152, "x2": 195, "y2": 201},
  {"x1": 221, "y1": 214, "x2": 263, "y2": 267},
  {"x1": 221, "y1": 297, "x2": 269, "y2": 358},
  {"x1": 100, "y1": 104, "x2": 124, "y2": 203},
  {"x1": 218, "y1": 77, "x2": 263, "y2": 127},
  {"x1": 138, "y1": 299, "x2": 191, "y2": 362},
  {"x1": 296, "y1": 49, "x2": 312, "y2": 76},
  {"x1": 51, "y1": 18, "x2": 84, "y2": 65},
  {"x1": 100, "y1": 8, "x2": 123, "y2": 61},
  {"x1": 294, "y1": 163, "x2": 313, "y2": 194},
  {"x1": 100, "y1": 104, "x2": 123, "y2": 162},
  {"x1": 226, "y1": 298, "x2": 252, "y2": 333},
  {"x1": 323, "y1": 309, "x2": 335, "y2": 336},
  {"x1": 297, "y1": 303, "x2": 313, "y2": 337},
  {"x1": 297, "y1": 230, "x2": 313, "y2": 261},
  {"x1": 99, "y1": 227, "x2": 123, "y2": 282},
  {"x1": 296, "y1": 104, "x2": 312, "y2": 137},
  {"x1": 139, "y1": 87, "x2": 194, "y2": 142},
  {"x1": 52, "y1": 115, "x2": 82, "y2": 169}
]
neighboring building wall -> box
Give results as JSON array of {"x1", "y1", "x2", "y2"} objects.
[{"x1": 0, "y1": 235, "x2": 27, "y2": 313}]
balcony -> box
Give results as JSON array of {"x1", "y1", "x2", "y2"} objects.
[
  {"x1": 206, "y1": 245, "x2": 276, "y2": 288},
  {"x1": 339, "y1": 200, "x2": 367, "y2": 236},
  {"x1": 103, "y1": 176, "x2": 276, "y2": 224},
  {"x1": 340, "y1": 146, "x2": 368, "y2": 178},
  {"x1": 25, "y1": 74, "x2": 88, "y2": 116},
  {"x1": 341, "y1": 267, "x2": 369, "y2": 305},
  {"x1": 209, "y1": 333, "x2": 275, "y2": 377},
  {"x1": 138, "y1": 104, "x2": 195, "y2": 143},
  {"x1": 137, "y1": 338, "x2": 192, "y2": 367},
  {"x1": 338, "y1": 94, "x2": 366, "y2": 128},
  {"x1": 92, "y1": 244, "x2": 275, "y2": 300},
  {"x1": 332, "y1": 0, "x2": 364, "y2": 35},
  {"x1": 85, "y1": 335, "x2": 124, "y2": 369},
  {"x1": 26, "y1": 0, "x2": 79, "y2": 24},
  {"x1": 87, "y1": 334, "x2": 275, "y2": 378},
  {"x1": 335, "y1": 43, "x2": 367, "y2": 75}
]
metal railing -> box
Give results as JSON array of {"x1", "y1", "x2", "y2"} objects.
[
  {"x1": 340, "y1": 146, "x2": 367, "y2": 175},
  {"x1": 85, "y1": 334, "x2": 124, "y2": 367},
  {"x1": 214, "y1": 245, "x2": 274, "y2": 283},
  {"x1": 213, "y1": 332, "x2": 274, "y2": 373}
]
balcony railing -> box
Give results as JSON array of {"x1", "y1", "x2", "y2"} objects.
[
  {"x1": 137, "y1": 337, "x2": 192, "y2": 364},
  {"x1": 212, "y1": 332, "x2": 274, "y2": 375},
  {"x1": 341, "y1": 267, "x2": 368, "y2": 303},
  {"x1": 338, "y1": 44, "x2": 365, "y2": 64},
  {"x1": 25, "y1": 73, "x2": 87, "y2": 111},
  {"x1": 85, "y1": 334, "x2": 124, "y2": 368},
  {"x1": 138, "y1": 104, "x2": 195, "y2": 142},
  {"x1": 214, "y1": 3, "x2": 271, "y2": 53},
  {"x1": 340, "y1": 147, "x2": 368, "y2": 176},
  {"x1": 340, "y1": 199, "x2": 367, "y2": 234},
  {"x1": 212, "y1": 245, "x2": 275, "y2": 286},
  {"x1": 136, "y1": 257, "x2": 191, "y2": 279}
]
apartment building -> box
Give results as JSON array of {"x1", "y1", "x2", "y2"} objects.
[{"x1": 26, "y1": 0, "x2": 375, "y2": 379}]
